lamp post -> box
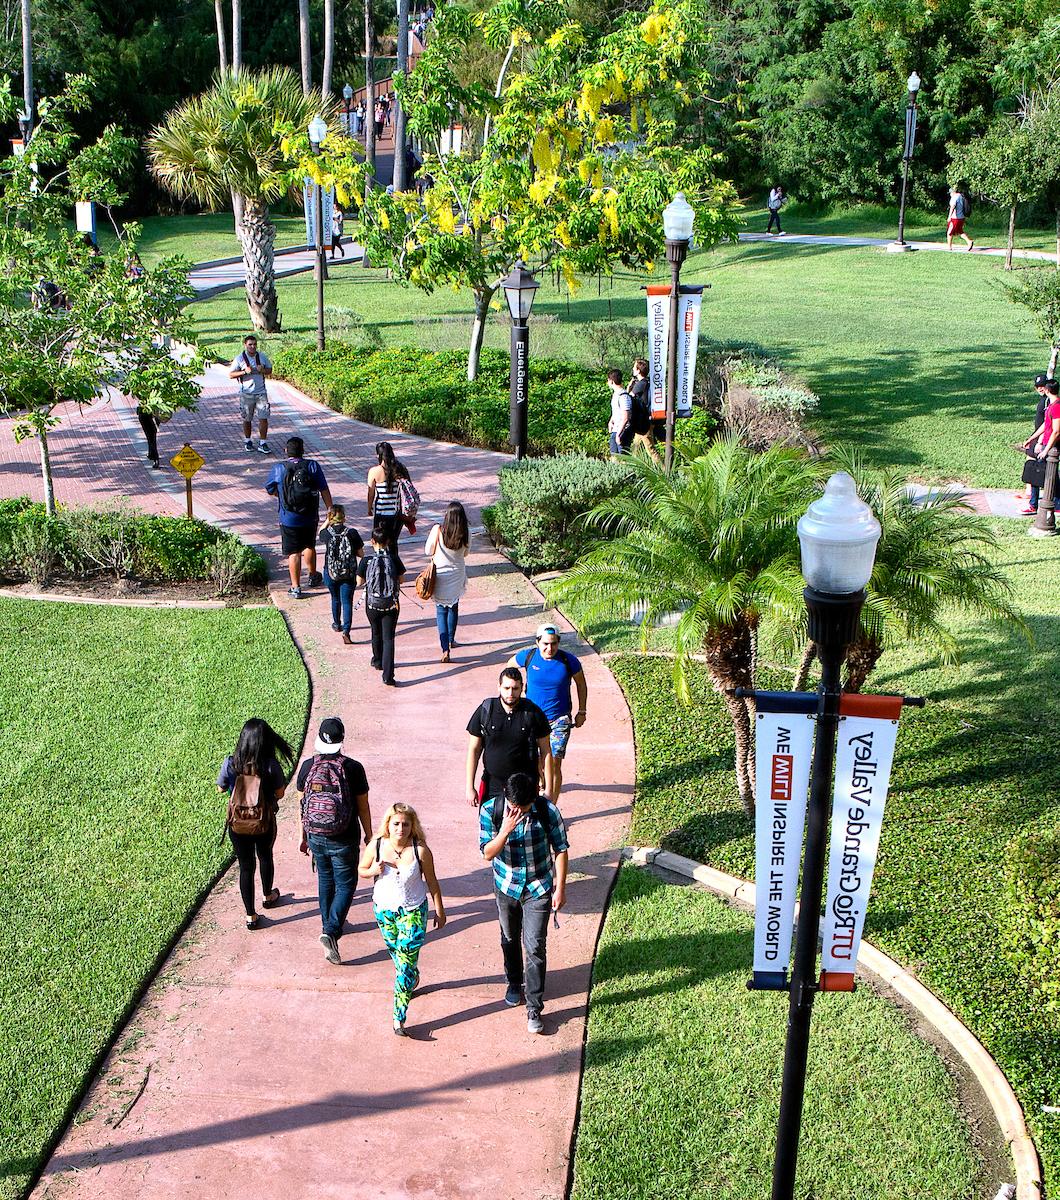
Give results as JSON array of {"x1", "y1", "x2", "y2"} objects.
[
  {"x1": 770, "y1": 472, "x2": 881, "y2": 1200},
  {"x1": 662, "y1": 192, "x2": 695, "y2": 471},
  {"x1": 392, "y1": 0, "x2": 410, "y2": 191},
  {"x1": 342, "y1": 83, "x2": 354, "y2": 136},
  {"x1": 890, "y1": 71, "x2": 921, "y2": 253},
  {"x1": 308, "y1": 114, "x2": 329, "y2": 352},
  {"x1": 501, "y1": 260, "x2": 540, "y2": 460}
]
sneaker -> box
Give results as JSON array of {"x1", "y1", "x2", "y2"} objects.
[
  {"x1": 319, "y1": 933, "x2": 340, "y2": 965},
  {"x1": 258, "y1": 440, "x2": 271, "y2": 454},
  {"x1": 504, "y1": 986, "x2": 523, "y2": 1007},
  {"x1": 1020, "y1": 508, "x2": 1038, "y2": 516},
  {"x1": 288, "y1": 586, "x2": 303, "y2": 598},
  {"x1": 307, "y1": 571, "x2": 324, "y2": 587},
  {"x1": 393, "y1": 1020, "x2": 408, "y2": 1037},
  {"x1": 244, "y1": 439, "x2": 254, "y2": 452},
  {"x1": 331, "y1": 622, "x2": 341, "y2": 632},
  {"x1": 149, "y1": 459, "x2": 161, "y2": 470},
  {"x1": 527, "y1": 1010, "x2": 544, "y2": 1035}
]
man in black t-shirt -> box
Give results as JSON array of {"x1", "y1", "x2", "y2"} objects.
[
  {"x1": 466, "y1": 667, "x2": 551, "y2": 806},
  {"x1": 296, "y1": 717, "x2": 372, "y2": 964}
]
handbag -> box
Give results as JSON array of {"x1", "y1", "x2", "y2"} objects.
[
  {"x1": 415, "y1": 562, "x2": 437, "y2": 601},
  {"x1": 1023, "y1": 453, "x2": 1047, "y2": 488}
]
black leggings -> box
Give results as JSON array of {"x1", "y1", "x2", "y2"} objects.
[
  {"x1": 136, "y1": 408, "x2": 159, "y2": 462},
  {"x1": 229, "y1": 826, "x2": 277, "y2": 915},
  {"x1": 766, "y1": 209, "x2": 783, "y2": 233}
]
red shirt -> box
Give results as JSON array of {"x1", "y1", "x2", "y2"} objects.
[{"x1": 1041, "y1": 401, "x2": 1060, "y2": 449}]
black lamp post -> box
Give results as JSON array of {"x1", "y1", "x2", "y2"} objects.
[
  {"x1": 662, "y1": 192, "x2": 694, "y2": 470},
  {"x1": 770, "y1": 472, "x2": 881, "y2": 1199},
  {"x1": 342, "y1": 83, "x2": 354, "y2": 136},
  {"x1": 501, "y1": 260, "x2": 540, "y2": 460},
  {"x1": 891, "y1": 72, "x2": 921, "y2": 253},
  {"x1": 308, "y1": 114, "x2": 329, "y2": 352}
]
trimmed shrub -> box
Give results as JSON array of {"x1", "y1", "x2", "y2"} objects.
[
  {"x1": 1004, "y1": 825, "x2": 1060, "y2": 1011},
  {"x1": 10, "y1": 509, "x2": 70, "y2": 587},
  {"x1": 488, "y1": 454, "x2": 634, "y2": 574}
]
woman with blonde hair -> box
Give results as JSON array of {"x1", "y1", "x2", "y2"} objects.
[
  {"x1": 319, "y1": 504, "x2": 364, "y2": 644},
  {"x1": 359, "y1": 803, "x2": 446, "y2": 1035}
]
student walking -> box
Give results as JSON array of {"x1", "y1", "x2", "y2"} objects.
[
  {"x1": 229, "y1": 334, "x2": 273, "y2": 453},
  {"x1": 320, "y1": 505, "x2": 364, "y2": 644},
  {"x1": 466, "y1": 667, "x2": 551, "y2": 807},
  {"x1": 135, "y1": 403, "x2": 163, "y2": 470},
  {"x1": 627, "y1": 358, "x2": 660, "y2": 460},
  {"x1": 359, "y1": 803, "x2": 446, "y2": 1036},
  {"x1": 297, "y1": 718, "x2": 373, "y2": 965},
  {"x1": 265, "y1": 436, "x2": 334, "y2": 598},
  {"x1": 424, "y1": 500, "x2": 469, "y2": 662},
  {"x1": 508, "y1": 623, "x2": 588, "y2": 802},
  {"x1": 217, "y1": 718, "x2": 296, "y2": 930},
  {"x1": 946, "y1": 187, "x2": 974, "y2": 251},
  {"x1": 766, "y1": 185, "x2": 786, "y2": 235},
  {"x1": 480, "y1": 773, "x2": 568, "y2": 1035},
  {"x1": 358, "y1": 524, "x2": 407, "y2": 685},
  {"x1": 367, "y1": 441, "x2": 412, "y2": 543},
  {"x1": 606, "y1": 368, "x2": 634, "y2": 457},
  {"x1": 330, "y1": 208, "x2": 345, "y2": 259}
]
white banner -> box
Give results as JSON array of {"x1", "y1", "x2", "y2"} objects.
[
  {"x1": 751, "y1": 693, "x2": 817, "y2": 989},
  {"x1": 303, "y1": 180, "x2": 335, "y2": 249},
  {"x1": 819, "y1": 695, "x2": 904, "y2": 991},
  {"x1": 676, "y1": 289, "x2": 701, "y2": 418},
  {"x1": 644, "y1": 285, "x2": 702, "y2": 420}
]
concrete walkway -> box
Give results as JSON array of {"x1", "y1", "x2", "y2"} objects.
[
  {"x1": 188, "y1": 243, "x2": 366, "y2": 301},
  {"x1": 2, "y1": 376, "x2": 635, "y2": 1200},
  {"x1": 738, "y1": 229, "x2": 1057, "y2": 262}
]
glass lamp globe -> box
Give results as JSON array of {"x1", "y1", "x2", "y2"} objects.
[
  {"x1": 308, "y1": 115, "x2": 329, "y2": 146},
  {"x1": 907, "y1": 71, "x2": 921, "y2": 95},
  {"x1": 343, "y1": 84, "x2": 354, "y2": 102},
  {"x1": 797, "y1": 472, "x2": 881, "y2": 595},
  {"x1": 662, "y1": 192, "x2": 695, "y2": 242},
  {"x1": 500, "y1": 260, "x2": 540, "y2": 322}
]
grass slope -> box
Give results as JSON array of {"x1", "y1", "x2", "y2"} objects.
[
  {"x1": 98, "y1": 213, "x2": 306, "y2": 268},
  {"x1": 573, "y1": 866, "x2": 980, "y2": 1199},
  {"x1": 586, "y1": 522, "x2": 1060, "y2": 1190},
  {"x1": 0, "y1": 599, "x2": 308, "y2": 1200}
]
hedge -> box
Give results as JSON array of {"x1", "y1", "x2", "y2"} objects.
[{"x1": 1005, "y1": 824, "x2": 1060, "y2": 1012}]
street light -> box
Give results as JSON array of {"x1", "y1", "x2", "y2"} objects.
[
  {"x1": 662, "y1": 192, "x2": 695, "y2": 470},
  {"x1": 501, "y1": 260, "x2": 540, "y2": 460},
  {"x1": 342, "y1": 83, "x2": 354, "y2": 136},
  {"x1": 770, "y1": 471, "x2": 881, "y2": 1200},
  {"x1": 308, "y1": 115, "x2": 329, "y2": 352},
  {"x1": 890, "y1": 71, "x2": 921, "y2": 253}
]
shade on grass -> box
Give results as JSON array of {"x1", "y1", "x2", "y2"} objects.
[
  {"x1": 573, "y1": 867, "x2": 979, "y2": 1200},
  {"x1": 0, "y1": 599, "x2": 308, "y2": 1200}
]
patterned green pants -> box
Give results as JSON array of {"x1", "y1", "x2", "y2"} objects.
[{"x1": 374, "y1": 900, "x2": 428, "y2": 1022}]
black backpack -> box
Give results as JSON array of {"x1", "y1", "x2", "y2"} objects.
[
  {"x1": 365, "y1": 549, "x2": 399, "y2": 609},
  {"x1": 281, "y1": 461, "x2": 317, "y2": 517},
  {"x1": 488, "y1": 787, "x2": 552, "y2": 835},
  {"x1": 325, "y1": 527, "x2": 357, "y2": 582},
  {"x1": 478, "y1": 697, "x2": 543, "y2": 771},
  {"x1": 960, "y1": 191, "x2": 973, "y2": 219},
  {"x1": 630, "y1": 382, "x2": 652, "y2": 435}
]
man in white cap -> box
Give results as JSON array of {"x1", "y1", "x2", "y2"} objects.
[{"x1": 296, "y1": 717, "x2": 372, "y2": 964}]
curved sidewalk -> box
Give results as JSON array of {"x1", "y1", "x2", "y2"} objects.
[
  {"x1": 4, "y1": 376, "x2": 635, "y2": 1200},
  {"x1": 738, "y1": 230, "x2": 1056, "y2": 262}
]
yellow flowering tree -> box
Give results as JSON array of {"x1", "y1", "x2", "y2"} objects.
[{"x1": 358, "y1": 0, "x2": 740, "y2": 380}]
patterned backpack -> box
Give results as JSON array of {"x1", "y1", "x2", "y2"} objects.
[{"x1": 300, "y1": 755, "x2": 352, "y2": 837}]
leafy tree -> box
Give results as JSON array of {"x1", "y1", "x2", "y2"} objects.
[
  {"x1": 357, "y1": 0, "x2": 741, "y2": 380},
  {"x1": 0, "y1": 78, "x2": 201, "y2": 515},
  {"x1": 547, "y1": 438, "x2": 819, "y2": 815},
  {"x1": 1003, "y1": 268, "x2": 1060, "y2": 378}
]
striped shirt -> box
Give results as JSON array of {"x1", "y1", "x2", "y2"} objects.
[
  {"x1": 479, "y1": 797, "x2": 569, "y2": 900},
  {"x1": 373, "y1": 478, "x2": 400, "y2": 518}
]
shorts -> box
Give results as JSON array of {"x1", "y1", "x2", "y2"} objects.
[
  {"x1": 239, "y1": 391, "x2": 271, "y2": 423},
  {"x1": 280, "y1": 523, "x2": 317, "y2": 555},
  {"x1": 548, "y1": 714, "x2": 573, "y2": 759},
  {"x1": 947, "y1": 218, "x2": 965, "y2": 236}
]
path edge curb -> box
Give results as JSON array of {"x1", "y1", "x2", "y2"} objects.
[{"x1": 622, "y1": 845, "x2": 1043, "y2": 1200}]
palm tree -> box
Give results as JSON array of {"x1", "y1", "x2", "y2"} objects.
[
  {"x1": 548, "y1": 438, "x2": 819, "y2": 814},
  {"x1": 791, "y1": 453, "x2": 1025, "y2": 692},
  {"x1": 148, "y1": 70, "x2": 330, "y2": 332},
  {"x1": 299, "y1": 0, "x2": 312, "y2": 93}
]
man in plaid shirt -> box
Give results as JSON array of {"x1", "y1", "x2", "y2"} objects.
[{"x1": 480, "y1": 772, "x2": 569, "y2": 1035}]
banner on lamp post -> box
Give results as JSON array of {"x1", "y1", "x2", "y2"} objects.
[
  {"x1": 302, "y1": 180, "x2": 335, "y2": 249},
  {"x1": 646, "y1": 285, "x2": 668, "y2": 420},
  {"x1": 645, "y1": 284, "x2": 704, "y2": 420},
  {"x1": 818, "y1": 695, "x2": 905, "y2": 992},
  {"x1": 750, "y1": 691, "x2": 817, "y2": 990}
]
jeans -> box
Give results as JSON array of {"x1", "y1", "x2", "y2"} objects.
[
  {"x1": 368, "y1": 606, "x2": 399, "y2": 682},
  {"x1": 308, "y1": 834, "x2": 358, "y2": 939},
  {"x1": 1030, "y1": 484, "x2": 1040, "y2": 510},
  {"x1": 766, "y1": 208, "x2": 783, "y2": 233},
  {"x1": 324, "y1": 571, "x2": 355, "y2": 633},
  {"x1": 229, "y1": 826, "x2": 276, "y2": 915},
  {"x1": 496, "y1": 889, "x2": 552, "y2": 1013},
  {"x1": 435, "y1": 601, "x2": 459, "y2": 651}
]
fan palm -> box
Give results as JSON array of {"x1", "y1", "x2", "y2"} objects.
[
  {"x1": 791, "y1": 452, "x2": 1026, "y2": 692},
  {"x1": 547, "y1": 437, "x2": 820, "y2": 814},
  {"x1": 147, "y1": 69, "x2": 331, "y2": 332}
]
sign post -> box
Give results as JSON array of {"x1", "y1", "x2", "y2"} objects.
[{"x1": 169, "y1": 443, "x2": 205, "y2": 518}]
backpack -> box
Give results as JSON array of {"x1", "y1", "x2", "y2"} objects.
[
  {"x1": 960, "y1": 192, "x2": 973, "y2": 219},
  {"x1": 630, "y1": 384, "x2": 652, "y2": 435},
  {"x1": 488, "y1": 789, "x2": 552, "y2": 835},
  {"x1": 478, "y1": 697, "x2": 543, "y2": 771},
  {"x1": 365, "y1": 549, "x2": 399, "y2": 609},
  {"x1": 325, "y1": 527, "x2": 357, "y2": 582},
  {"x1": 300, "y1": 755, "x2": 352, "y2": 837},
  {"x1": 226, "y1": 769, "x2": 273, "y2": 838},
  {"x1": 281, "y1": 461, "x2": 317, "y2": 517},
  {"x1": 523, "y1": 646, "x2": 573, "y2": 675},
  {"x1": 398, "y1": 476, "x2": 421, "y2": 520}
]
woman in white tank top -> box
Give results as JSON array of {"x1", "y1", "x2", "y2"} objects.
[
  {"x1": 424, "y1": 500, "x2": 469, "y2": 663},
  {"x1": 359, "y1": 802, "x2": 446, "y2": 1035}
]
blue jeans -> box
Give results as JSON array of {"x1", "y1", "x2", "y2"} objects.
[
  {"x1": 307, "y1": 834, "x2": 358, "y2": 940},
  {"x1": 496, "y1": 889, "x2": 552, "y2": 1013},
  {"x1": 323, "y1": 571, "x2": 355, "y2": 633},
  {"x1": 435, "y1": 601, "x2": 459, "y2": 651}
]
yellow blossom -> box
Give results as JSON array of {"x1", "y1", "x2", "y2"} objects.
[
  {"x1": 437, "y1": 205, "x2": 456, "y2": 233},
  {"x1": 379, "y1": 209, "x2": 390, "y2": 230}
]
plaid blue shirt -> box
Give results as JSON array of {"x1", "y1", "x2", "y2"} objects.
[{"x1": 479, "y1": 797, "x2": 569, "y2": 899}]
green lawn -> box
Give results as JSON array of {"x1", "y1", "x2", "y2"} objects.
[
  {"x1": 574, "y1": 866, "x2": 981, "y2": 1200},
  {"x1": 190, "y1": 233, "x2": 1046, "y2": 488},
  {"x1": 0, "y1": 598, "x2": 308, "y2": 1200},
  {"x1": 574, "y1": 522, "x2": 1060, "y2": 1192},
  {"x1": 97, "y1": 212, "x2": 307, "y2": 268}
]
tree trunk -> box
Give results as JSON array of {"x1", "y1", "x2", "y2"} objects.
[
  {"x1": 231, "y1": 0, "x2": 242, "y2": 71},
  {"x1": 298, "y1": 0, "x2": 312, "y2": 94},
  {"x1": 723, "y1": 691, "x2": 755, "y2": 815},
  {"x1": 238, "y1": 201, "x2": 280, "y2": 332},
  {"x1": 392, "y1": 0, "x2": 409, "y2": 190},
  {"x1": 214, "y1": 0, "x2": 228, "y2": 69},
  {"x1": 467, "y1": 285, "x2": 495, "y2": 381},
  {"x1": 322, "y1": 0, "x2": 334, "y2": 96},
  {"x1": 1049, "y1": 345, "x2": 1058, "y2": 381},
  {"x1": 792, "y1": 640, "x2": 816, "y2": 691},
  {"x1": 21, "y1": 0, "x2": 33, "y2": 128},
  {"x1": 1005, "y1": 203, "x2": 1016, "y2": 271},
  {"x1": 39, "y1": 425, "x2": 55, "y2": 517},
  {"x1": 703, "y1": 621, "x2": 757, "y2": 815},
  {"x1": 843, "y1": 633, "x2": 884, "y2": 694},
  {"x1": 363, "y1": 0, "x2": 376, "y2": 177}
]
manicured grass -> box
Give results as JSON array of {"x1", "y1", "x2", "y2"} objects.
[
  {"x1": 0, "y1": 598, "x2": 308, "y2": 1200},
  {"x1": 190, "y1": 233, "x2": 1046, "y2": 488},
  {"x1": 574, "y1": 866, "x2": 981, "y2": 1200},
  {"x1": 582, "y1": 522, "x2": 1060, "y2": 1191},
  {"x1": 97, "y1": 212, "x2": 306, "y2": 268}
]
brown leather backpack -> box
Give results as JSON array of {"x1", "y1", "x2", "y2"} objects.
[{"x1": 227, "y1": 771, "x2": 272, "y2": 837}]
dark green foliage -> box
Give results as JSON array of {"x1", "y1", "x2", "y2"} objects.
[
  {"x1": 1004, "y1": 825, "x2": 1060, "y2": 1011},
  {"x1": 489, "y1": 455, "x2": 634, "y2": 573}
]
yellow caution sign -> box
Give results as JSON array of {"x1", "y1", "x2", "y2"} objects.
[{"x1": 169, "y1": 443, "x2": 205, "y2": 518}]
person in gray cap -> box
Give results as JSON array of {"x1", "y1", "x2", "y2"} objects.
[{"x1": 296, "y1": 717, "x2": 372, "y2": 964}]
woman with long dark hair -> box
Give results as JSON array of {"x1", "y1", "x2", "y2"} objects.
[
  {"x1": 424, "y1": 500, "x2": 469, "y2": 662},
  {"x1": 367, "y1": 440, "x2": 411, "y2": 543},
  {"x1": 357, "y1": 522, "x2": 407, "y2": 686},
  {"x1": 217, "y1": 718, "x2": 296, "y2": 929}
]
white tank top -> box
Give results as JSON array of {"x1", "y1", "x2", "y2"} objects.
[{"x1": 372, "y1": 839, "x2": 428, "y2": 910}]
